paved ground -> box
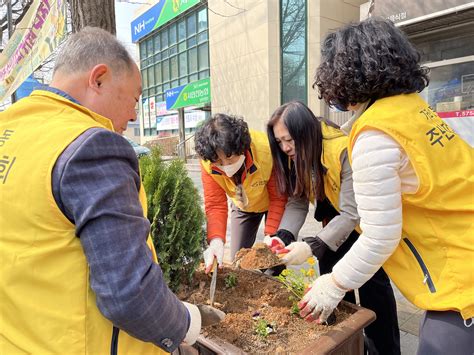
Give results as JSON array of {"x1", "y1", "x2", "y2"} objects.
[{"x1": 186, "y1": 164, "x2": 420, "y2": 354}]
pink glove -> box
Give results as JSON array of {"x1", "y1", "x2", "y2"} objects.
[
  {"x1": 298, "y1": 273, "x2": 347, "y2": 323},
  {"x1": 263, "y1": 235, "x2": 285, "y2": 253}
]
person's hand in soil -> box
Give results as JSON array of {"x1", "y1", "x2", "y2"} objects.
[
  {"x1": 275, "y1": 241, "x2": 313, "y2": 265},
  {"x1": 297, "y1": 273, "x2": 347, "y2": 324},
  {"x1": 203, "y1": 238, "x2": 225, "y2": 273}
]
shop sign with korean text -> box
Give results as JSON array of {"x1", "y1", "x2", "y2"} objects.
[
  {"x1": 372, "y1": 0, "x2": 472, "y2": 24},
  {"x1": 131, "y1": 0, "x2": 200, "y2": 42},
  {"x1": 165, "y1": 78, "x2": 210, "y2": 110}
]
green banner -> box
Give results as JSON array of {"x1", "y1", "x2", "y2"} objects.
[
  {"x1": 165, "y1": 77, "x2": 211, "y2": 110},
  {"x1": 132, "y1": 0, "x2": 201, "y2": 42},
  {"x1": 155, "y1": 0, "x2": 200, "y2": 31}
]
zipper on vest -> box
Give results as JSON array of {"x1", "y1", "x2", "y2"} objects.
[
  {"x1": 403, "y1": 238, "x2": 436, "y2": 293},
  {"x1": 110, "y1": 326, "x2": 119, "y2": 355}
]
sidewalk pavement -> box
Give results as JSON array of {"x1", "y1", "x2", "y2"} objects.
[{"x1": 186, "y1": 165, "x2": 421, "y2": 354}]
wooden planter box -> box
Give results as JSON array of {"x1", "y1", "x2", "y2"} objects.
[
  {"x1": 183, "y1": 269, "x2": 376, "y2": 355},
  {"x1": 193, "y1": 301, "x2": 374, "y2": 355}
]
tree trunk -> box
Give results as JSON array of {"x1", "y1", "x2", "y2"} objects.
[{"x1": 69, "y1": 0, "x2": 116, "y2": 34}]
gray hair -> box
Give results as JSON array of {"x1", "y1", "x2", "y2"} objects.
[{"x1": 54, "y1": 27, "x2": 134, "y2": 75}]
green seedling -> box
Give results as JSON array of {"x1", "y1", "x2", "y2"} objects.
[
  {"x1": 254, "y1": 319, "x2": 275, "y2": 338},
  {"x1": 290, "y1": 302, "x2": 300, "y2": 316},
  {"x1": 275, "y1": 264, "x2": 318, "y2": 315},
  {"x1": 224, "y1": 273, "x2": 238, "y2": 288}
]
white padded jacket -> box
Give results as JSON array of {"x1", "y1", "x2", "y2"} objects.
[{"x1": 334, "y1": 106, "x2": 418, "y2": 290}]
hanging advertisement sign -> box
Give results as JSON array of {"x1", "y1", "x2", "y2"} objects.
[
  {"x1": 372, "y1": 0, "x2": 472, "y2": 24},
  {"x1": 156, "y1": 110, "x2": 206, "y2": 131},
  {"x1": 131, "y1": 0, "x2": 200, "y2": 42},
  {"x1": 142, "y1": 98, "x2": 151, "y2": 129},
  {"x1": 156, "y1": 100, "x2": 176, "y2": 116},
  {"x1": 165, "y1": 77, "x2": 211, "y2": 110},
  {"x1": 438, "y1": 110, "x2": 474, "y2": 147},
  {"x1": 0, "y1": 0, "x2": 67, "y2": 102},
  {"x1": 149, "y1": 96, "x2": 156, "y2": 128}
]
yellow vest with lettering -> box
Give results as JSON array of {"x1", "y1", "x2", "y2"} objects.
[
  {"x1": 0, "y1": 91, "x2": 166, "y2": 354},
  {"x1": 201, "y1": 130, "x2": 273, "y2": 212},
  {"x1": 348, "y1": 93, "x2": 474, "y2": 319}
]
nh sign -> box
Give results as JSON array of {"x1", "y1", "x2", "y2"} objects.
[{"x1": 131, "y1": 0, "x2": 200, "y2": 43}]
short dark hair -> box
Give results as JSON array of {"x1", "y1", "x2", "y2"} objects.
[
  {"x1": 194, "y1": 113, "x2": 251, "y2": 162},
  {"x1": 314, "y1": 17, "x2": 430, "y2": 108},
  {"x1": 267, "y1": 101, "x2": 325, "y2": 202}
]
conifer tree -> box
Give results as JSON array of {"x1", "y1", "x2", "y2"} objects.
[{"x1": 140, "y1": 147, "x2": 205, "y2": 291}]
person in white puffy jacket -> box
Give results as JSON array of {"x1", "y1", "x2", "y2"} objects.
[{"x1": 307, "y1": 18, "x2": 474, "y2": 354}]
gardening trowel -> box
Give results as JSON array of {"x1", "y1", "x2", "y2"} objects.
[
  {"x1": 197, "y1": 304, "x2": 226, "y2": 327},
  {"x1": 209, "y1": 258, "x2": 218, "y2": 306}
]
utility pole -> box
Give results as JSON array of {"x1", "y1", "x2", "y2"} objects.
[
  {"x1": 6, "y1": 0, "x2": 17, "y2": 103},
  {"x1": 178, "y1": 108, "x2": 186, "y2": 163}
]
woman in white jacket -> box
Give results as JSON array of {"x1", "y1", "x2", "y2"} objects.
[{"x1": 304, "y1": 18, "x2": 474, "y2": 354}]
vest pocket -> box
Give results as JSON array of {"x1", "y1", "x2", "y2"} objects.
[
  {"x1": 403, "y1": 238, "x2": 436, "y2": 293},
  {"x1": 110, "y1": 326, "x2": 119, "y2": 355}
]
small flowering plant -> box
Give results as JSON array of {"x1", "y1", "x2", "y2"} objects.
[{"x1": 275, "y1": 256, "x2": 319, "y2": 314}]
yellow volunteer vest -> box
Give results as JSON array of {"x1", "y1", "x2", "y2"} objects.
[
  {"x1": 0, "y1": 91, "x2": 166, "y2": 354},
  {"x1": 348, "y1": 93, "x2": 474, "y2": 319},
  {"x1": 321, "y1": 122, "x2": 347, "y2": 210},
  {"x1": 201, "y1": 130, "x2": 273, "y2": 212},
  {"x1": 320, "y1": 122, "x2": 362, "y2": 234}
]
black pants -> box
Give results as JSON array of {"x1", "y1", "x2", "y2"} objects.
[{"x1": 319, "y1": 229, "x2": 401, "y2": 355}]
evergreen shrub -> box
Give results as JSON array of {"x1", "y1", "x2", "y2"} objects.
[{"x1": 140, "y1": 147, "x2": 206, "y2": 291}]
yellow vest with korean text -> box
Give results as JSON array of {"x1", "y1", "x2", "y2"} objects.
[
  {"x1": 348, "y1": 93, "x2": 474, "y2": 319},
  {"x1": 201, "y1": 130, "x2": 273, "y2": 212},
  {"x1": 0, "y1": 91, "x2": 166, "y2": 354}
]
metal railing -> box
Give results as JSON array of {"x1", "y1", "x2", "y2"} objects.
[{"x1": 176, "y1": 134, "x2": 197, "y2": 162}]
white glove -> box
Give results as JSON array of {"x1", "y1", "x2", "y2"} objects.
[
  {"x1": 279, "y1": 241, "x2": 313, "y2": 265},
  {"x1": 182, "y1": 302, "x2": 226, "y2": 345},
  {"x1": 298, "y1": 273, "x2": 347, "y2": 323},
  {"x1": 203, "y1": 238, "x2": 224, "y2": 273},
  {"x1": 183, "y1": 302, "x2": 201, "y2": 345},
  {"x1": 263, "y1": 235, "x2": 285, "y2": 252}
]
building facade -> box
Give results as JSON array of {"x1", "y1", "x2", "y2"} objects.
[
  {"x1": 132, "y1": 1, "x2": 474, "y2": 146},
  {"x1": 365, "y1": 0, "x2": 474, "y2": 146},
  {"x1": 131, "y1": 0, "x2": 364, "y2": 144}
]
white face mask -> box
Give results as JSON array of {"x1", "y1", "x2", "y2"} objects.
[{"x1": 216, "y1": 155, "x2": 245, "y2": 177}]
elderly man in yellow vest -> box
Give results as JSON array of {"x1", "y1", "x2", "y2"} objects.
[{"x1": 0, "y1": 27, "x2": 220, "y2": 354}]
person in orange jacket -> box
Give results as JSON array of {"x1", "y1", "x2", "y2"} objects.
[{"x1": 194, "y1": 114, "x2": 287, "y2": 273}]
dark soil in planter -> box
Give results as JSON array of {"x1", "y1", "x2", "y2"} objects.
[{"x1": 178, "y1": 267, "x2": 353, "y2": 354}]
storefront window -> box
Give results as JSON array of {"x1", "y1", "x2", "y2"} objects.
[
  {"x1": 280, "y1": 0, "x2": 307, "y2": 104},
  {"x1": 198, "y1": 8, "x2": 207, "y2": 32},
  {"x1": 421, "y1": 60, "x2": 474, "y2": 146},
  {"x1": 138, "y1": 5, "x2": 209, "y2": 99}
]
